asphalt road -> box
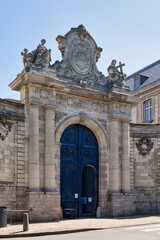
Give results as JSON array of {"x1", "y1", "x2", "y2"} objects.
[{"x1": 5, "y1": 223, "x2": 160, "y2": 240}]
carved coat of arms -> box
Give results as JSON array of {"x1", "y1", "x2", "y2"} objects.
[
  {"x1": 70, "y1": 40, "x2": 92, "y2": 75},
  {"x1": 136, "y1": 136, "x2": 153, "y2": 155}
]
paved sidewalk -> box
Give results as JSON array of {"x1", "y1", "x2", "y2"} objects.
[{"x1": 0, "y1": 215, "x2": 160, "y2": 238}]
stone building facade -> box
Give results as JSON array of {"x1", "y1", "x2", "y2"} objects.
[
  {"x1": 0, "y1": 25, "x2": 160, "y2": 221},
  {"x1": 125, "y1": 60, "x2": 160, "y2": 215},
  {"x1": 126, "y1": 60, "x2": 160, "y2": 124}
]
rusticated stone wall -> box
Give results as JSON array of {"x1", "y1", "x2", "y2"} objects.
[
  {"x1": 130, "y1": 123, "x2": 160, "y2": 214},
  {"x1": 107, "y1": 192, "x2": 136, "y2": 217},
  {"x1": 0, "y1": 99, "x2": 26, "y2": 220}
]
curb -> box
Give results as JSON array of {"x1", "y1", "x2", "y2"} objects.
[
  {"x1": 0, "y1": 228, "x2": 103, "y2": 238},
  {"x1": 1, "y1": 221, "x2": 160, "y2": 238}
]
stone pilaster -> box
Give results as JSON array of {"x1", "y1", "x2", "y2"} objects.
[
  {"x1": 98, "y1": 147, "x2": 108, "y2": 216},
  {"x1": 45, "y1": 106, "x2": 56, "y2": 191},
  {"x1": 121, "y1": 121, "x2": 130, "y2": 191},
  {"x1": 28, "y1": 104, "x2": 40, "y2": 190},
  {"x1": 109, "y1": 118, "x2": 119, "y2": 191}
]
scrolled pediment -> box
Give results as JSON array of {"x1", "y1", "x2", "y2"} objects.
[{"x1": 52, "y1": 25, "x2": 107, "y2": 92}]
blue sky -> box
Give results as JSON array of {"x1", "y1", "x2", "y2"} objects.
[{"x1": 1, "y1": 0, "x2": 160, "y2": 99}]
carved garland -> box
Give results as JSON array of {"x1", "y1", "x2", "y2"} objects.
[
  {"x1": 0, "y1": 116, "x2": 14, "y2": 141},
  {"x1": 136, "y1": 136, "x2": 153, "y2": 155}
]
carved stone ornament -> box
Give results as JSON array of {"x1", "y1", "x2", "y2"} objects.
[
  {"x1": 21, "y1": 39, "x2": 51, "y2": 68},
  {"x1": 52, "y1": 25, "x2": 107, "y2": 92},
  {"x1": 55, "y1": 111, "x2": 67, "y2": 123},
  {"x1": 136, "y1": 137, "x2": 153, "y2": 155},
  {"x1": 0, "y1": 116, "x2": 14, "y2": 141}
]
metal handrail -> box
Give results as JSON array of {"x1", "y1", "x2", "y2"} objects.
[{"x1": 7, "y1": 208, "x2": 33, "y2": 225}]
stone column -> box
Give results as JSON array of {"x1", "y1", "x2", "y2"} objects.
[
  {"x1": 121, "y1": 121, "x2": 130, "y2": 191},
  {"x1": 45, "y1": 107, "x2": 56, "y2": 191},
  {"x1": 109, "y1": 118, "x2": 119, "y2": 191},
  {"x1": 28, "y1": 104, "x2": 40, "y2": 190}
]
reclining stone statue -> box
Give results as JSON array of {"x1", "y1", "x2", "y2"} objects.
[{"x1": 21, "y1": 39, "x2": 51, "y2": 68}]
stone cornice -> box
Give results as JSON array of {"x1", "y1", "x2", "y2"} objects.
[
  {"x1": 107, "y1": 92, "x2": 140, "y2": 105},
  {"x1": 130, "y1": 123, "x2": 160, "y2": 137},
  {"x1": 130, "y1": 132, "x2": 160, "y2": 138},
  {"x1": 109, "y1": 116, "x2": 132, "y2": 122},
  {"x1": 0, "y1": 110, "x2": 25, "y2": 121},
  {"x1": 130, "y1": 122, "x2": 160, "y2": 127},
  {"x1": 9, "y1": 73, "x2": 67, "y2": 92},
  {"x1": 9, "y1": 72, "x2": 139, "y2": 105},
  {"x1": 0, "y1": 98, "x2": 24, "y2": 108}
]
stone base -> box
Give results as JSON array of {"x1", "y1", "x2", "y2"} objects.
[
  {"x1": 25, "y1": 191, "x2": 60, "y2": 221},
  {"x1": 0, "y1": 186, "x2": 27, "y2": 221},
  {"x1": 107, "y1": 192, "x2": 136, "y2": 217},
  {"x1": 135, "y1": 190, "x2": 160, "y2": 214}
]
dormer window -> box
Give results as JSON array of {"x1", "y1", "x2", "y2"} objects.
[
  {"x1": 134, "y1": 75, "x2": 140, "y2": 89},
  {"x1": 134, "y1": 74, "x2": 149, "y2": 89}
]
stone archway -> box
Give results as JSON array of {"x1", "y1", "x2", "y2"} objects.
[{"x1": 55, "y1": 113, "x2": 108, "y2": 217}]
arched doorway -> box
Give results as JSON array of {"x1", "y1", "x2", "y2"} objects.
[{"x1": 60, "y1": 124, "x2": 98, "y2": 217}]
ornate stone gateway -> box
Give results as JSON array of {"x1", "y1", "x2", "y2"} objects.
[
  {"x1": 5, "y1": 24, "x2": 139, "y2": 221},
  {"x1": 60, "y1": 124, "x2": 98, "y2": 217}
]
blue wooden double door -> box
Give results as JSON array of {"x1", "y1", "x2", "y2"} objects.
[{"x1": 60, "y1": 124, "x2": 98, "y2": 217}]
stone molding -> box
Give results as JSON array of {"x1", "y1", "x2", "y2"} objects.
[
  {"x1": 44, "y1": 105, "x2": 56, "y2": 111},
  {"x1": 29, "y1": 103, "x2": 39, "y2": 108}
]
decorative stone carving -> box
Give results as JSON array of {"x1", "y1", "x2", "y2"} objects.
[
  {"x1": 55, "y1": 112, "x2": 67, "y2": 123},
  {"x1": 120, "y1": 105, "x2": 126, "y2": 113},
  {"x1": 56, "y1": 94, "x2": 108, "y2": 114},
  {"x1": 34, "y1": 87, "x2": 56, "y2": 100},
  {"x1": 39, "y1": 89, "x2": 48, "y2": 98},
  {"x1": 52, "y1": 25, "x2": 107, "y2": 92},
  {"x1": 107, "y1": 60, "x2": 128, "y2": 89},
  {"x1": 136, "y1": 137, "x2": 153, "y2": 155},
  {"x1": 0, "y1": 116, "x2": 14, "y2": 141},
  {"x1": 97, "y1": 118, "x2": 108, "y2": 129},
  {"x1": 110, "y1": 103, "x2": 131, "y2": 117},
  {"x1": 21, "y1": 39, "x2": 51, "y2": 68},
  {"x1": 67, "y1": 98, "x2": 74, "y2": 105}
]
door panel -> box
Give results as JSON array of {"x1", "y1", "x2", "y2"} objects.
[
  {"x1": 82, "y1": 166, "x2": 97, "y2": 215},
  {"x1": 61, "y1": 164, "x2": 75, "y2": 206},
  {"x1": 60, "y1": 124, "x2": 98, "y2": 217}
]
